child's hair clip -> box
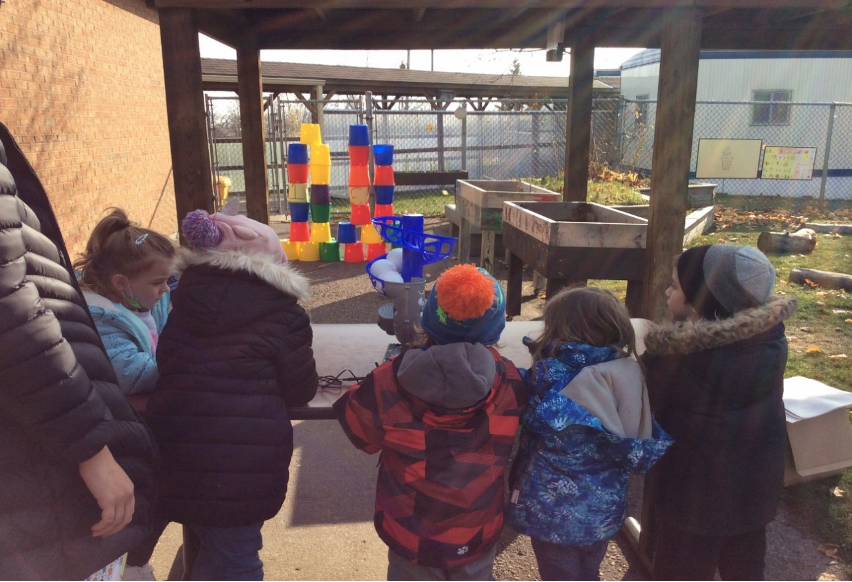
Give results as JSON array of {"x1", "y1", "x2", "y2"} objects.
[{"x1": 135, "y1": 233, "x2": 149, "y2": 245}]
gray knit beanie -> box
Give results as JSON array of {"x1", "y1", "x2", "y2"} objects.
[{"x1": 703, "y1": 245, "x2": 776, "y2": 314}]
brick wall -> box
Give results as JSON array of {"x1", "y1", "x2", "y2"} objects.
[{"x1": 0, "y1": 0, "x2": 178, "y2": 256}]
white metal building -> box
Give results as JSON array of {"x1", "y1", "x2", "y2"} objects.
[{"x1": 619, "y1": 49, "x2": 852, "y2": 199}]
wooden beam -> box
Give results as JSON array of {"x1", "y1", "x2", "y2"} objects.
[
  {"x1": 562, "y1": 39, "x2": 594, "y2": 202},
  {"x1": 159, "y1": 9, "x2": 214, "y2": 231},
  {"x1": 641, "y1": 7, "x2": 702, "y2": 322},
  {"x1": 237, "y1": 35, "x2": 269, "y2": 224},
  {"x1": 155, "y1": 1, "x2": 851, "y2": 9}
]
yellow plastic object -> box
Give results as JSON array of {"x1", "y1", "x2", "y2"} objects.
[
  {"x1": 300, "y1": 123, "x2": 322, "y2": 145},
  {"x1": 310, "y1": 222, "x2": 332, "y2": 243},
  {"x1": 360, "y1": 223, "x2": 384, "y2": 244},
  {"x1": 310, "y1": 164, "x2": 331, "y2": 185},
  {"x1": 288, "y1": 183, "x2": 309, "y2": 203},
  {"x1": 280, "y1": 239, "x2": 300, "y2": 261},
  {"x1": 299, "y1": 241, "x2": 320, "y2": 262},
  {"x1": 215, "y1": 176, "x2": 231, "y2": 202},
  {"x1": 311, "y1": 143, "x2": 331, "y2": 165},
  {"x1": 349, "y1": 186, "x2": 369, "y2": 206}
]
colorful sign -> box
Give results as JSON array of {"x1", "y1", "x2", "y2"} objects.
[
  {"x1": 696, "y1": 139, "x2": 762, "y2": 179},
  {"x1": 761, "y1": 146, "x2": 817, "y2": 180}
]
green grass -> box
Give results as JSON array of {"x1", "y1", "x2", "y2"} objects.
[
  {"x1": 526, "y1": 177, "x2": 647, "y2": 205},
  {"x1": 330, "y1": 188, "x2": 450, "y2": 217}
]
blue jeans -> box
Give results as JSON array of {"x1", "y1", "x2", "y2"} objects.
[
  {"x1": 188, "y1": 522, "x2": 264, "y2": 581},
  {"x1": 387, "y1": 545, "x2": 498, "y2": 581},
  {"x1": 530, "y1": 537, "x2": 609, "y2": 581}
]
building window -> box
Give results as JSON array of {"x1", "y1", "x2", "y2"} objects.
[
  {"x1": 752, "y1": 90, "x2": 792, "y2": 125},
  {"x1": 635, "y1": 94, "x2": 650, "y2": 125}
]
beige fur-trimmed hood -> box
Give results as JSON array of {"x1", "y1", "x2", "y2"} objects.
[
  {"x1": 644, "y1": 295, "x2": 797, "y2": 356},
  {"x1": 174, "y1": 248, "x2": 310, "y2": 303}
]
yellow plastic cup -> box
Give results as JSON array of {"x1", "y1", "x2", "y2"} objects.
[
  {"x1": 288, "y1": 183, "x2": 309, "y2": 203},
  {"x1": 310, "y1": 222, "x2": 332, "y2": 243},
  {"x1": 300, "y1": 124, "x2": 322, "y2": 145},
  {"x1": 280, "y1": 239, "x2": 301, "y2": 261},
  {"x1": 299, "y1": 241, "x2": 320, "y2": 262},
  {"x1": 311, "y1": 143, "x2": 331, "y2": 165},
  {"x1": 310, "y1": 164, "x2": 331, "y2": 185},
  {"x1": 360, "y1": 224, "x2": 384, "y2": 244},
  {"x1": 349, "y1": 186, "x2": 370, "y2": 206}
]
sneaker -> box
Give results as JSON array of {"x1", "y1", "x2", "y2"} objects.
[{"x1": 123, "y1": 564, "x2": 156, "y2": 581}]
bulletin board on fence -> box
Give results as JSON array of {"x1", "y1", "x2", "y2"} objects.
[
  {"x1": 696, "y1": 139, "x2": 763, "y2": 179},
  {"x1": 760, "y1": 146, "x2": 817, "y2": 180}
]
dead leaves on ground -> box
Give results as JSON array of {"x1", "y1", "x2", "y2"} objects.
[{"x1": 714, "y1": 205, "x2": 852, "y2": 231}]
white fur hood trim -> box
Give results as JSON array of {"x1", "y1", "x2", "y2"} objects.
[
  {"x1": 175, "y1": 248, "x2": 310, "y2": 303},
  {"x1": 644, "y1": 295, "x2": 797, "y2": 356}
]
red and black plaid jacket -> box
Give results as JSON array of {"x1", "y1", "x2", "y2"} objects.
[{"x1": 334, "y1": 347, "x2": 526, "y2": 568}]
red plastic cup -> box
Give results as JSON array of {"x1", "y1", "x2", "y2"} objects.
[
  {"x1": 373, "y1": 165, "x2": 395, "y2": 186},
  {"x1": 348, "y1": 145, "x2": 369, "y2": 166},
  {"x1": 343, "y1": 242, "x2": 365, "y2": 263},
  {"x1": 350, "y1": 203, "x2": 372, "y2": 225},
  {"x1": 349, "y1": 164, "x2": 370, "y2": 187},
  {"x1": 289, "y1": 221, "x2": 310, "y2": 242},
  {"x1": 366, "y1": 242, "x2": 388, "y2": 261},
  {"x1": 374, "y1": 203, "x2": 394, "y2": 218},
  {"x1": 288, "y1": 164, "x2": 309, "y2": 183}
]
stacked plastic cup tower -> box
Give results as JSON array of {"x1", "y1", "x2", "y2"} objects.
[
  {"x1": 341, "y1": 124, "x2": 371, "y2": 263},
  {"x1": 281, "y1": 123, "x2": 339, "y2": 262},
  {"x1": 367, "y1": 142, "x2": 395, "y2": 260}
]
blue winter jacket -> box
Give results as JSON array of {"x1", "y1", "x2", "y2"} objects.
[
  {"x1": 507, "y1": 341, "x2": 672, "y2": 546},
  {"x1": 82, "y1": 290, "x2": 170, "y2": 396}
]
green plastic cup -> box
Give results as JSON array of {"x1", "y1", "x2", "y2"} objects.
[{"x1": 319, "y1": 240, "x2": 340, "y2": 262}]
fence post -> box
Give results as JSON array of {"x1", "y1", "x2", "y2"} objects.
[
  {"x1": 819, "y1": 102, "x2": 836, "y2": 205},
  {"x1": 437, "y1": 109, "x2": 445, "y2": 172},
  {"x1": 532, "y1": 111, "x2": 540, "y2": 177},
  {"x1": 461, "y1": 110, "x2": 468, "y2": 171},
  {"x1": 365, "y1": 91, "x2": 375, "y2": 214}
]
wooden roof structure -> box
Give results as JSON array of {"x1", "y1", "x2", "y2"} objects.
[
  {"x1": 154, "y1": 0, "x2": 852, "y2": 321},
  {"x1": 201, "y1": 57, "x2": 615, "y2": 101}
]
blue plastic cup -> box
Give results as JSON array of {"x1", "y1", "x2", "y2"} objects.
[
  {"x1": 374, "y1": 185, "x2": 395, "y2": 205},
  {"x1": 337, "y1": 222, "x2": 358, "y2": 244},
  {"x1": 290, "y1": 202, "x2": 310, "y2": 223},
  {"x1": 310, "y1": 184, "x2": 331, "y2": 205},
  {"x1": 349, "y1": 124, "x2": 370, "y2": 146},
  {"x1": 373, "y1": 144, "x2": 394, "y2": 166},
  {"x1": 288, "y1": 143, "x2": 309, "y2": 165}
]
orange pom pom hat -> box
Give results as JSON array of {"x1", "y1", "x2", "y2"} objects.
[{"x1": 420, "y1": 264, "x2": 506, "y2": 345}]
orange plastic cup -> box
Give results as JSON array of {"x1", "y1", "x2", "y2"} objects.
[
  {"x1": 349, "y1": 165, "x2": 370, "y2": 187},
  {"x1": 288, "y1": 164, "x2": 309, "y2": 183},
  {"x1": 348, "y1": 145, "x2": 369, "y2": 166},
  {"x1": 366, "y1": 242, "x2": 388, "y2": 261}
]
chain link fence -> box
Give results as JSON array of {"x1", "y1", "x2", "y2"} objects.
[
  {"x1": 206, "y1": 94, "x2": 852, "y2": 220},
  {"x1": 618, "y1": 98, "x2": 852, "y2": 201},
  {"x1": 205, "y1": 95, "x2": 621, "y2": 217}
]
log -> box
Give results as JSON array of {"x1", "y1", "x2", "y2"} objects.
[
  {"x1": 803, "y1": 223, "x2": 852, "y2": 235},
  {"x1": 789, "y1": 267, "x2": 852, "y2": 291},
  {"x1": 757, "y1": 229, "x2": 816, "y2": 254}
]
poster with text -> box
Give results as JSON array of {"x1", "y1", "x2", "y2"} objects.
[
  {"x1": 761, "y1": 146, "x2": 817, "y2": 180},
  {"x1": 696, "y1": 139, "x2": 762, "y2": 179}
]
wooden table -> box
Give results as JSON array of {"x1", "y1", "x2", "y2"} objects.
[
  {"x1": 455, "y1": 180, "x2": 560, "y2": 274},
  {"x1": 291, "y1": 319, "x2": 652, "y2": 420}
]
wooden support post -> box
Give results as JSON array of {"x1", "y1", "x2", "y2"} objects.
[
  {"x1": 563, "y1": 39, "x2": 594, "y2": 203},
  {"x1": 237, "y1": 35, "x2": 269, "y2": 224},
  {"x1": 159, "y1": 9, "x2": 214, "y2": 232},
  {"x1": 641, "y1": 8, "x2": 702, "y2": 322},
  {"x1": 481, "y1": 230, "x2": 496, "y2": 274},
  {"x1": 314, "y1": 84, "x2": 325, "y2": 128},
  {"x1": 507, "y1": 252, "x2": 524, "y2": 318}
]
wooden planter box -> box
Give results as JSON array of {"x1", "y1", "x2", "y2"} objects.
[
  {"x1": 638, "y1": 183, "x2": 717, "y2": 208},
  {"x1": 393, "y1": 170, "x2": 469, "y2": 186}
]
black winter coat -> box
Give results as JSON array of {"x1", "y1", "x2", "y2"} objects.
[
  {"x1": 0, "y1": 123, "x2": 157, "y2": 579},
  {"x1": 147, "y1": 248, "x2": 318, "y2": 528},
  {"x1": 640, "y1": 296, "x2": 797, "y2": 536}
]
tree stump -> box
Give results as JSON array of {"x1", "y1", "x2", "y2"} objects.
[
  {"x1": 757, "y1": 229, "x2": 816, "y2": 254},
  {"x1": 789, "y1": 267, "x2": 852, "y2": 291}
]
